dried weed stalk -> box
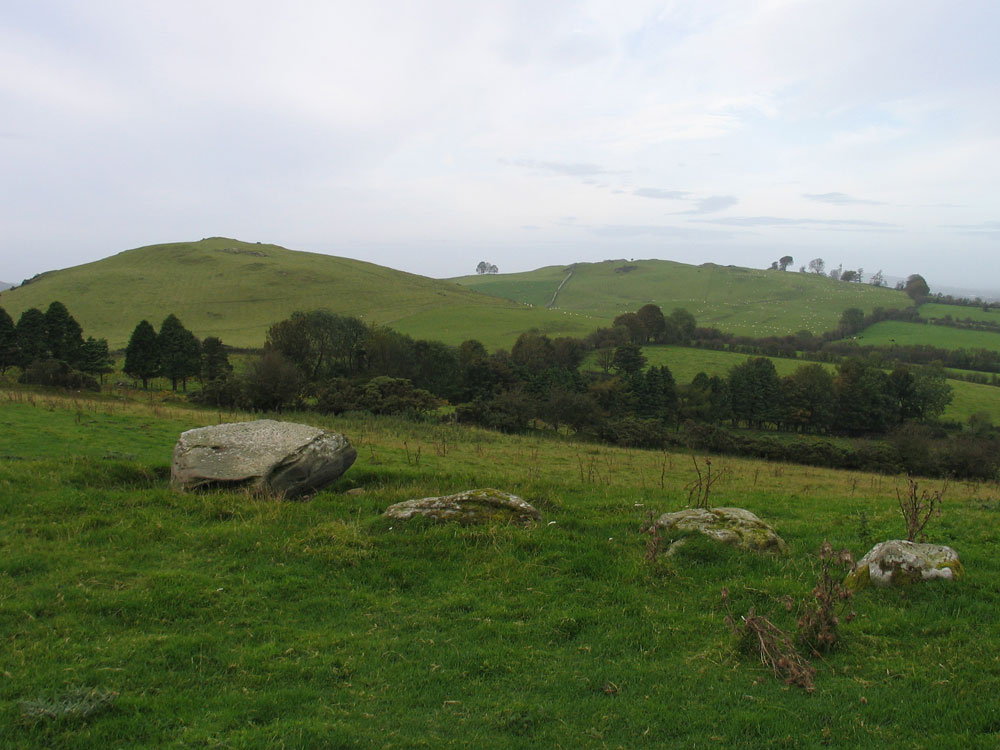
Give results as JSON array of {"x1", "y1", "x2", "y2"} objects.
[
  {"x1": 797, "y1": 541, "x2": 856, "y2": 655},
  {"x1": 897, "y1": 477, "x2": 945, "y2": 542},
  {"x1": 722, "y1": 588, "x2": 815, "y2": 692}
]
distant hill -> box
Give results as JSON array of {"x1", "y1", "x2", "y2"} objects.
[
  {"x1": 0, "y1": 238, "x2": 596, "y2": 350},
  {"x1": 453, "y1": 259, "x2": 910, "y2": 338},
  {"x1": 0, "y1": 281, "x2": 12, "y2": 291}
]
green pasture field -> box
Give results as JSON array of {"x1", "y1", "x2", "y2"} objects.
[
  {"x1": 920, "y1": 303, "x2": 1000, "y2": 323},
  {"x1": 587, "y1": 345, "x2": 1000, "y2": 424},
  {"x1": 455, "y1": 260, "x2": 910, "y2": 338},
  {"x1": 2, "y1": 391, "x2": 1000, "y2": 748},
  {"x1": 0, "y1": 238, "x2": 585, "y2": 352},
  {"x1": 852, "y1": 321, "x2": 1000, "y2": 354}
]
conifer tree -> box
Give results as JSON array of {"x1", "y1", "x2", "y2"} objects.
[
  {"x1": 0, "y1": 306, "x2": 19, "y2": 374},
  {"x1": 15, "y1": 308, "x2": 49, "y2": 367},
  {"x1": 124, "y1": 320, "x2": 159, "y2": 389},
  {"x1": 79, "y1": 337, "x2": 115, "y2": 384},
  {"x1": 158, "y1": 314, "x2": 201, "y2": 391},
  {"x1": 44, "y1": 301, "x2": 84, "y2": 366}
]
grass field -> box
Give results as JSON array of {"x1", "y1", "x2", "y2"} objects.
[
  {"x1": 586, "y1": 345, "x2": 1000, "y2": 425},
  {"x1": 455, "y1": 260, "x2": 910, "y2": 338},
  {"x1": 0, "y1": 238, "x2": 593, "y2": 352},
  {"x1": 2, "y1": 391, "x2": 1000, "y2": 747},
  {"x1": 920, "y1": 303, "x2": 1000, "y2": 323},
  {"x1": 853, "y1": 321, "x2": 1000, "y2": 354}
]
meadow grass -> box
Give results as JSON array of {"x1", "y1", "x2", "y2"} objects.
[
  {"x1": 920, "y1": 303, "x2": 1000, "y2": 323},
  {"x1": 853, "y1": 321, "x2": 1000, "y2": 354},
  {"x1": 2, "y1": 391, "x2": 1000, "y2": 747},
  {"x1": 455, "y1": 260, "x2": 909, "y2": 338}
]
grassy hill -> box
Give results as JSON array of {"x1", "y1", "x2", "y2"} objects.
[
  {"x1": 853, "y1": 321, "x2": 1000, "y2": 353},
  {"x1": 2, "y1": 391, "x2": 997, "y2": 747},
  {"x1": 454, "y1": 260, "x2": 911, "y2": 337},
  {"x1": 0, "y1": 238, "x2": 598, "y2": 351}
]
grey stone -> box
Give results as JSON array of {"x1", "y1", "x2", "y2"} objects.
[
  {"x1": 653, "y1": 507, "x2": 788, "y2": 554},
  {"x1": 384, "y1": 488, "x2": 541, "y2": 525},
  {"x1": 844, "y1": 540, "x2": 963, "y2": 590},
  {"x1": 171, "y1": 419, "x2": 356, "y2": 498}
]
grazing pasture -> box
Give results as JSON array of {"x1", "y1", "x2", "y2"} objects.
[{"x1": 2, "y1": 392, "x2": 998, "y2": 747}]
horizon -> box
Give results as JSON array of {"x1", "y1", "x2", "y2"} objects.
[{"x1": 3, "y1": 2, "x2": 999, "y2": 290}]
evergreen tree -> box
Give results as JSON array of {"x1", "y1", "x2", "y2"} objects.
[
  {"x1": 200, "y1": 337, "x2": 232, "y2": 383},
  {"x1": 124, "y1": 320, "x2": 159, "y2": 389},
  {"x1": 79, "y1": 337, "x2": 115, "y2": 384},
  {"x1": 15, "y1": 308, "x2": 49, "y2": 366},
  {"x1": 0, "y1": 306, "x2": 19, "y2": 374},
  {"x1": 44, "y1": 301, "x2": 84, "y2": 366},
  {"x1": 728, "y1": 357, "x2": 783, "y2": 429},
  {"x1": 158, "y1": 314, "x2": 201, "y2": 391}
]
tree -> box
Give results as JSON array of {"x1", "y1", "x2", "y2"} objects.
[
  {"x1": 833, "y1": 358, "x2": 894, "y2": 435},
  {"x1": 476, "y1": 261, "x2": 498, "y2": 274},
  {"x1": 635, "y1": 304, "x2": 666, "y2": 343},
  {"x1": 266, "y1": 311, "x2": 368, "y2": 381},
  {"x1": 904, "y1": 274, "x2": 930, "y2": 301},
  {"x1": 783, "y1": 364, "x2": 836, "y2": 432},
  {"x1": 840, "y1": 269, "x2": 859, "y2": 283},
  {"x1": 612, "y1": 312, "x2": 646, "y2": 344},
  {"x1": 0, "y1": 306, "x2": 19, "y2": 374},
  {"x1": 158, "y1": 314, "x2": 201, "y2": 391},
  {"x1": 829, "y1": 264, "x2": 842, "y2": 281},
  {"x1": 124, "y1": 320, "x2": 159, "y2": 389},
  {"x1": 200, "y1": 337, "x2": 232, "y2": 383},
  {"x1": 778, "y1": 255, "x2": 794, "y2": 271},
  {"x1": 667, "y1": 308, "x2": 697, "y2": 344},
  {"x1": 839, "y1": 308, "x2": 865, "y2": 336},
  {"x1": 16, "y1": 308, "x2": 50, "y2": 367},
  {"x1": 511, "y1": 330, "x2": 556, "y2": 373},
  {"x1": 79, "y1": 337, "x2": 114, "y2": 384},
  {"x1": 869, "y1": 270, "x2": 886, "y2": 287},
  {"x1": 241, "y1": 350, "x2": 303, "y2": 411},
  {"x1": 728, "y1": 357, "x2": 783, "y2": 429},
  {"x1": 808, "y1": 258, "x2": 825, "y2": 275},
  {"x1": 612, "y1": 342, "x2": 646, "y2": 378},
  {"x1": 44, "y1": 301, "x2": 85, "y2": 366}
]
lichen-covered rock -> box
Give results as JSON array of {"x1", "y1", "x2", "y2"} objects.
[
  {"x1": 844, "y1": 540, "x2": 963, "y2": 590},
  {"x1": 171, "y1": 419, "x2": 356, "y2": 499},
  {"x1": 383, "y1": 489, "x2": 541, "y2": 525},
  {"x1": 653, "y1": 507, "x2": 787, "y2": 554}
]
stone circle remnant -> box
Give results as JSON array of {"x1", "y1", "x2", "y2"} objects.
[
  {"x1": 171, "y1": 419, "x2": 356, "y2": 499},
  {"x1": 652, "y1": 507, "x2": 788, "y2": 555},
  {"x1": 843, "y1": 539, "x2": 963, "y2": 590},
  {"x1": 383, "y1": 488, "x2": 542, "y2": 525}
]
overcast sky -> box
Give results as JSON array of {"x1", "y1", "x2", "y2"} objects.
[{"x1": 3, "y1": 1, "x2": 999, "y2": 291}]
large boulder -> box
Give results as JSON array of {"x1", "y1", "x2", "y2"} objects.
[
  {"x1": 383, "y1": 488, "x2": 541, "y2": 525},
  {"x1": 171, "y1": 419, "x2": 356, "y2": 498},
  {"x1": 844, "y1": 540, "x2": 964, "y2": 590},
  {"x1": 652, "y1": 507, "x2": 788, "y2": 554}
]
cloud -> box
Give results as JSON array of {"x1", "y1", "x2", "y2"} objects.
[
  {"x1": 506, "y1": 158, "x2": 614, "y2": 177},
  {"x1": 593, "y1": 224, "x2": 735, "y2": 240},
  {"x1": 680, "y1": 195, "x2": 738, "y2": 214},
  {"x1": 802, "y1": 192, "x2": 886, "y2": 206},
  {"x1": 695, "y1": 216, "x2": 897, "y2": 229},
  {"x1": 944, "y1": 221, "x2": 1000, "y2": 237},
  {"x1": 633, "y1": 187, "x2": 689, "y2": 200}
]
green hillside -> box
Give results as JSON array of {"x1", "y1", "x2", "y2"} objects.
[
  {"x1": 454, "y1": 260, "x2": 910, "y2": 337},
  {"x1": 853, "y1": 321, "x2": 1000, "y2": 353},
  {"x1": 0, "y1": 238, "x2": 596, "y2": 350}
]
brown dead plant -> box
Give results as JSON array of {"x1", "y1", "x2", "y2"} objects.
[{"x1": 897, "y1": 477, "x2": 945, "y2": 542}]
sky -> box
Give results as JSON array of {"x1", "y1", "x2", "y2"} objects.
[{"x1": 2, "y1": 0, "x2": 999, "y2": 293}]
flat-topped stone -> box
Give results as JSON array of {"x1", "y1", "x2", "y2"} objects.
[
  {"x1": 171, "y1": 419, "x2": 356, "y2": 498},
  {"x1": 384, "y1": 489, "x2": 541, "y2": 525},
  {"x1": 844, "y1": 540, "x2": 963, "y2": 590},
  {"x1": 653, "y1": 507, "x2": 788, "y2": 554}
]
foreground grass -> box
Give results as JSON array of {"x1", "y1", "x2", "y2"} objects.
[{"x1": 2, "y1": 392, "x2": 1000, "y2": 747}]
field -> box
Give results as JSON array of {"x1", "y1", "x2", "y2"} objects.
[
  {"x1": 2, "y1": 392, "x2": 1000, "y2": 747},
  {"x1": 0, "y1": 238, "x2": 584, "y2": 352},
  {"x1": 920, "y1": 303, "x2": 1000, "y2": 323},
  {"x1": 455, "y1": 260, "x2": 909, "y2": 338},
  {"x1": 852, "y1": 321, "x2": 1000, "y2": 354},
  {"x1": 592, "y1": 345, "x2": 1000, "y2": 425}
]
